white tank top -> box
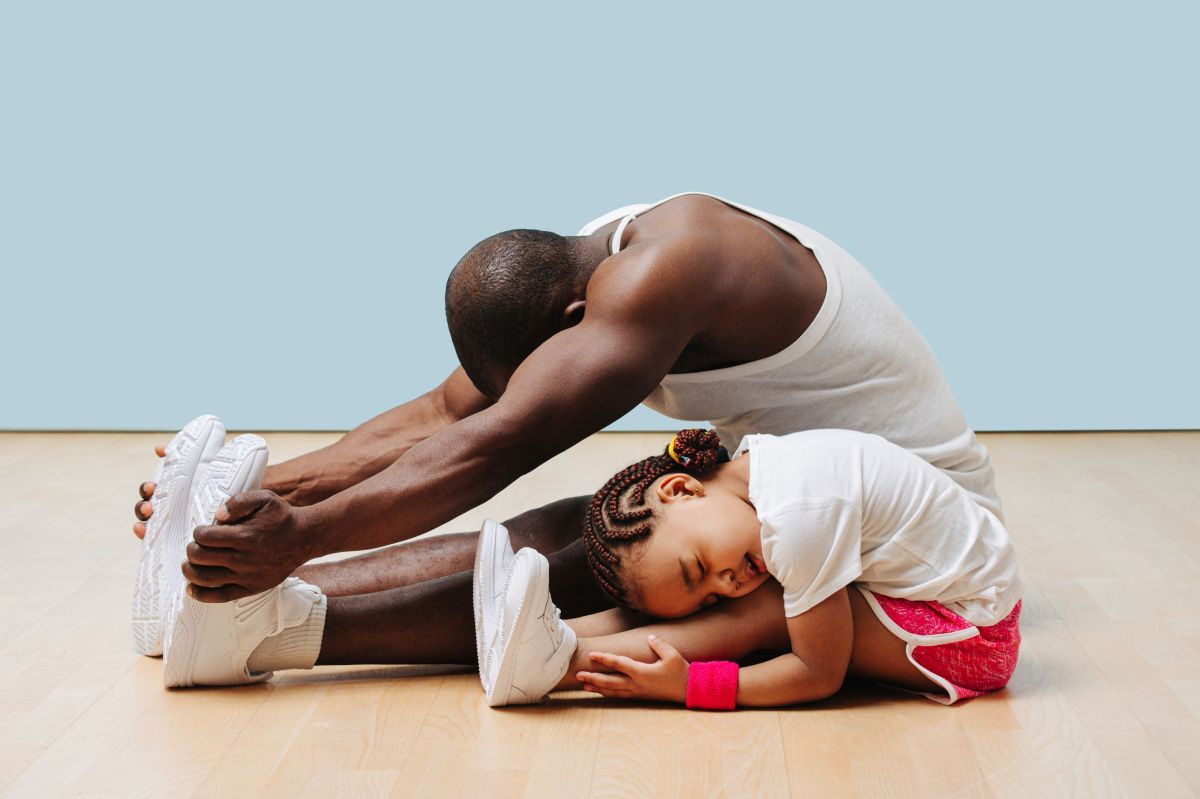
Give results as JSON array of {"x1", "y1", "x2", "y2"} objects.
[{"x1": 577, "y1": 191, "x2": 1003, "y2": 519}]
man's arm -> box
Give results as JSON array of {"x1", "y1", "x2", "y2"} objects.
[
  {"x1": 132, "y1": 366, "x2": 491, "y2": 536},
  {"x1": 263, "y1": 367, "x2": 492, "y2": 506},
  {"x1": 301, "y1": 261, "x2": 705, "y2": 554},
  {"x1": 309, "y1": 315, "x2": 687, "y2": 552},
  {"x1": 186, "y1": 265, "x2": 703, "y2": 600}
]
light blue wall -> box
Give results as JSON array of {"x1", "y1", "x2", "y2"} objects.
[{"x1": 2, "y1": 2, "x2": 1196, "y2": 431}]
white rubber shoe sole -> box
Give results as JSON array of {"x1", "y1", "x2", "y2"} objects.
[
  {"x1": 162, "y1": 433, "x2": 272, "y2": 688},
  {"x1": 132, "y1": 414, "x2": 226, "y2": 656},
  {"x1": 483, "y1": 547, "x2": 576, "y2": 707},
  {"x1": 473, "y1": 518, "x2": 514, "y2": 676}
]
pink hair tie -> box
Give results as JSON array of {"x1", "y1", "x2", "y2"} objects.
[{"x1": 686, "y1": 661, "x2": 739, "y2": 710}]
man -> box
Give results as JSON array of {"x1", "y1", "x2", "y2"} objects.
[{"x1": 134, "y1": 191, "x2": 1000, "y2": 666}]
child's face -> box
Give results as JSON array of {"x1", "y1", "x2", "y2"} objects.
[{"x1": 628, "y1": 473, "x2": 771, "y2": 618}]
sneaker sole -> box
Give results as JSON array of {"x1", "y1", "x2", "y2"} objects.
[
  {"x1": 473, "y1": 519, "x2": 511, "y2": 677},
  {"x1": 162, "y1": 434, "x2": 269, "y2": 688},
  {"x1": 132, "y1": 414, "x2": 226, "y2": 656},
  {"x1": 485, "y1": 549, "x2": 548, "y2": 707}
]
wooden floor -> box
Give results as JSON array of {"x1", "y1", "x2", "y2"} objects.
[{"x1": 0, "y1": 431, "x2": 1198, "y2": 798}]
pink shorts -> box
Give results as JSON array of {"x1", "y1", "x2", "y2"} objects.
[{"x1": 854, "y1": 585, "x2": 1023, "y2": 705}]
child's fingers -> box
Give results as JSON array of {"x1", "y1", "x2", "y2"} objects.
[
  {"x1": 583, "y1": 683, "x2": 633, "y2": 699},
  {"x1": 646, "y1": 634, "x2": 682, "y2": 662},
  {"x1": 577, "y1": 671, "x2": 633, "y2": 691},
  {"x1": 578, "y1": 670, "x2": 619, "y2": 683},
  {"x1": 588, "y1": 652, "x2": 642, "y2": 675}
]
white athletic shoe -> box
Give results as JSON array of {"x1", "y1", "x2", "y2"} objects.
[
  {"x1": 161, "y1": 433, "x2": 313, "y2": 688},
  {"x1": 473, "y1": 518, "x2": 515, "y2": 676},
  {"x1": 163, "y1": 575, "x2": 322, "y2": 688},
  {"x1": 132, "y1": 414, "x2": 226, "y2": 656},
  {"x1": 481, "y1": 547, "x2": 577, "y2": 707}
]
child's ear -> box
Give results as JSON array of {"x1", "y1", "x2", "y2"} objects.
[{"x1": 657, "y1": 474, "x2": 705, "y2": 502}]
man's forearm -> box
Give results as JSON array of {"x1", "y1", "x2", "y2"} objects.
[
  {"x1": 264, "y1": 391, "x2": 451, "y2": 506},
  {"x1": 298, "y1": 412, "x2": 541, "y2": 556}
]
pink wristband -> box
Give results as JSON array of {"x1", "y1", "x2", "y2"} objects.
[{"x1": 685, "y1": 661, "x2": 739, "y2": 710}]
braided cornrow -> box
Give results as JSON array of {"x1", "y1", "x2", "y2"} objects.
[{"x1": 582, "y1": 428, "x2": 725, "y2": 606}]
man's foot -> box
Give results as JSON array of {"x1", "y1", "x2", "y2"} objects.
[
  {"x1": 162, "y1": 434, "x2": 322, "y2": 687},
  {"x1": 481, "y1": 547, "x2": 577, "y2": 707},
  {"x1": 163, "y1": 575, "x2": 324, "y2": 688},
  {"x1": 132, "y1": 414, "x2": 226, "y2": 656},
  {"x1": 473, "y1": 518, "x2": 515, "y2": 675}
]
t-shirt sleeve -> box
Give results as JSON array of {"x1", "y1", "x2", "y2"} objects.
[{"x1": 759, "y1": 496, "x2": 864, "y2": 617}]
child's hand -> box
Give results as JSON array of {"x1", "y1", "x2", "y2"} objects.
[{"x1": 577, "y1": 634, "x2": 689, "y2": 703}]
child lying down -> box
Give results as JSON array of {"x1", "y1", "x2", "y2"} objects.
[{"x1": 478, "y1": 428, "x2": 1023, "y2": 708}]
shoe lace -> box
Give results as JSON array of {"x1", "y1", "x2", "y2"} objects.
[{"x1": 544, "y1": 602, "x2": 564, "y2": 648}]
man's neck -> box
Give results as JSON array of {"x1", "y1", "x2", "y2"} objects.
[{"x1": 568, "y1": 233, "x2": 611, "y2": 294}]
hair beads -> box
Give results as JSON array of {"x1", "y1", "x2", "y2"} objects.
[{"x1": 582, "y1": 429, "x2": 723, "y2": 606}]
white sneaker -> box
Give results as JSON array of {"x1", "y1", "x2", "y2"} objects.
[
  {"x1": 161, "y1": 433, "x2": 312, "y2": 688},
  {"x1": 132, "y1": 414, "x2": 226, "y2": 656},
  {"x1": 481, "y1": 547, "x2": 577, "y2": 707},
  {"x1": 163, "y1": 575, "x2": 322, "y2": 688},
  {"x1": 473, "y1": 518, "x2": 515, "y2": 676}
]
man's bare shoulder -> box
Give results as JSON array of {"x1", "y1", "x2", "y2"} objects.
[
  {"x1": 585, "y1": 233, "x2": 722, "y2": 323},
  {"x1": 587, "y1": 197, "x2": 727, "y2": 304}
]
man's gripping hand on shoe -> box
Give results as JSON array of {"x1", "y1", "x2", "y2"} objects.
[{"x1": 182, "y1": 489, "x2": 322, "y2": 603}]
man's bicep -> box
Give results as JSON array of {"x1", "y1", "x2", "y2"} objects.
[
  {"x1": 439, "y1": 366, "x2": 494, "y2": 421},
  {"x1": 489, "y1": 319, "x2": 687, "y2": 459}
]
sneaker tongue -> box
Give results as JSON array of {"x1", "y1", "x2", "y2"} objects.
[{"x1": 276, "y1": 579, "x2": 321, "y2": 630}]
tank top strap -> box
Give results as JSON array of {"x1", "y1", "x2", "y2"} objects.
[{"x1": 610, "y1": 213, "x2": 637, "y2": 255}]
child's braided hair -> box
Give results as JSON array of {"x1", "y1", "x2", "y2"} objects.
[{"x1": 582, "y1": 428, "x2": 725, "y2": 607}]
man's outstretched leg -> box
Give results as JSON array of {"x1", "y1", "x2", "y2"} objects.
[
  {"x1": 164, "y1": 538, "x2": 614, "y2": 685},
  {"x1": 292, "y1": 496, "x2": 589, "y2": 596},
  {"x1": 147, "y1": 420, "x2": 606, "y2": 682},
  {"x1": 315, "y1": 539, "x2": 611, "y2": 665}
]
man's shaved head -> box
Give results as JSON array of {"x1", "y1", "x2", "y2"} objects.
[{"x1": 445, "y1": 229, "x2": 590, "y2": 398}]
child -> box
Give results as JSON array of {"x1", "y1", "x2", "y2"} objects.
[{"x1": 477, "y1": 428, "x2": 1022, "y2": 708}]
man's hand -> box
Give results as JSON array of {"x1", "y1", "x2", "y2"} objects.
[
  {"x1": 577, "y1": 634, "x2": 690, "y2": 703},
  {"x1": 182, "y1": 490, "x2": 318, "y2": 602}
]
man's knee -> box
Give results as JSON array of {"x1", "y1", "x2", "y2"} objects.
[
  {"x1": 503, "y1": 495, "x2": 589, "y2": 552},
  {"x1": 547, "y1": 539, "x2": 615, "y2": 617}
]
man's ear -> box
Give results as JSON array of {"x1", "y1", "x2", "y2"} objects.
[
  {"x1": 563, "y1": 300, "x2": 586, "y2": 328},
  {"x1": 656, "y1": 473, "x2": 704, "y2": 503}
]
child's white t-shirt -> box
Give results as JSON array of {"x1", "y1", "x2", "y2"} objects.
[{"x1": 733, "y1": 430, "x2": 1022, "y2": 627}]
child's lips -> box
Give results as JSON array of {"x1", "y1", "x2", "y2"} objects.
[{"x1": 744, "y1": 553, "x2": 766, "y2": 579}]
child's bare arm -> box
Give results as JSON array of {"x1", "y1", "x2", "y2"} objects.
[
  {"x1": 735, "y1": 588, "x2": 853, "y2": 706},
  {"x1": 572, "y1": 584, "x2": 855, "y2": 707}
]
